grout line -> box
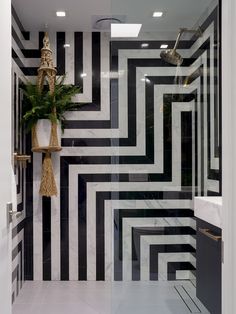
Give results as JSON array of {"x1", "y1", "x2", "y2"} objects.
[
  {"x1": 182, "y1": 285, "x2": 202, "y2": 313},
  {"x1": 190, "y1": 279, "x2": 196, "y2": 288},
  {"x1": 174, "y1": 285, "x2": 193, "y2": 313}
]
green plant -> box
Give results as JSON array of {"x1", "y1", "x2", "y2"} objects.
[{"x1": 21, "y1": 75, "x2": 83, "y2": 132}]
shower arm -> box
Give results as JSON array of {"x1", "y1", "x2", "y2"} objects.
[{"x1": 172, "y1": 27, "x2": 202, "y2": 53}]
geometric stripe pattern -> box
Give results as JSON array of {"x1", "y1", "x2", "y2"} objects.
[
  {"x1": 11, "y1": 51, "x2": 27, "y2": 304},
  {"x1": 11, "y1": 6, "x2": 34, "y2": 302},
  {"x1": 12, "y1": 4, "x2": 221, "y2": 283}
]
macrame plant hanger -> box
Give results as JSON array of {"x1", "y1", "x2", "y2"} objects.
[{"x1": 32, "y1": 32, "x2": 61, "y2": 197}]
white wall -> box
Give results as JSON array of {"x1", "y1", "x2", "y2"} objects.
[{"x1": 0, "y1": 0, "x2": 13, "y2": 313}]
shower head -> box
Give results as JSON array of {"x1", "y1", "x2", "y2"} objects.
[
  {"x1": 160, "y1": 49, "x2": 183, "y2": 66},
  {"x1": 160, "y1": 27, "x2": 202, "y2": 66}
]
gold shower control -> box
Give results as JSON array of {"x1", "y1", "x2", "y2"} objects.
[{"x1": 14, "y1": 152, "x2": 31, "y2": 168}]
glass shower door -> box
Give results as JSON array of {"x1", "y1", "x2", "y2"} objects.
[{"x1": 109, "y1": 0, "x2": 222, "y2": 313}]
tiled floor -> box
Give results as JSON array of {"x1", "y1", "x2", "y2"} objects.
[{"x1": 13, "y1": 281, "x2": 210, "y2": 314}]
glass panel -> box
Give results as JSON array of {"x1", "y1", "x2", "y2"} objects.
[{"x1": 110, "y1": 0, "x2": 221, "y2": 313}]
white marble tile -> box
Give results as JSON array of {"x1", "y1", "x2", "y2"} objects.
[
  {"x1": 33, "y1": 153, "x2": 43, "y2": 281},
  {"x1": 69, "y1": 166, "x2": 79, "y2": 280},
  {"x1": 51, "y1": 153, "x2": 61, "y2": 280},
  {"x1": 100, "y1": 32, "x2": 111, "y2": 120},
  {"x1": 13, "y1": 281, "x2": 210, "y2": 314},
  {"x1": 176, "y1": 270, "x2": 195, "y2": 280},
  {"x1": 207, "y1": 179, "x2": 220, "y2": 193},
  {"x1": 65, "y1": 32, "x2": 75, "y2": 85}
]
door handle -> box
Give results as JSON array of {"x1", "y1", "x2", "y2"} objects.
[
  {"x1": 199, "y1": 228, "x2": 221, "y2": 242},
  {"x1": 14, "y1": 152, "x2": 31, "y2": 168},
  {"x1": 7, "y1": 202, "x2": 22, "y2": 223}
]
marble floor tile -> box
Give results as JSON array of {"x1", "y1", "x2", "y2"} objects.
[{"x1": 13, "y1": 281, "x2": 210, "y2": 314}]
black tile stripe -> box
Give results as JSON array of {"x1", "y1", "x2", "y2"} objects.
[
  {"x1": 150, "y1": 244, "x2": 196, "y2": 280},
  {"x1": 12, "y1": 27, "x2": 24, "y2": 50},
  {"x1": 92, "y1": 32, "x2": 101, "y2": 109},
  {"x1": 12, "y1": 220, "x2": 25, "y2": 239},
  {"x1": 12, "y1": 265, "x2": 19, "y2": 283},
  {"x1": 42, "y1": 194, "x2": 51, "y2": 280},
  {"x1": 12, "y1": 241, "x2": 22, "y2": 262},
  {"x1": 181, "y1": 112, "x2": 192, "y2": 187},
  {"x1": 57, "y1": 32, "x2": 66, "y2": 75},
  {"x1": 12, "y1": 48, "x2": 37, "y2": 75},
  {"x1": 74, "y1": 32, "x2": 83, "y2": 88},
  {"x1": 78, "y1": 175, "x2": 88, "y2": 280},
  {"x1": 60, "y1": 157, "x2": 69, "y2": 280}
]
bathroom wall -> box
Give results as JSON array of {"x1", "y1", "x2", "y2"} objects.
[
  {"x1": 12, "y1": 4, "x2": 221, "y2": 282},
  {"x1": 11, "y1": 6, "x2": 30, "y2": 301}
]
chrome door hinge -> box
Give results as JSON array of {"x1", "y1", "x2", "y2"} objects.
[{"x1": 6, "y1": 202, "x2": 22, "y2": 224}]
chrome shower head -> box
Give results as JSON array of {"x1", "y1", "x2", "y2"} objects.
[{"x1": 160, "y1": 27, "x2": 202, "y2": 66}]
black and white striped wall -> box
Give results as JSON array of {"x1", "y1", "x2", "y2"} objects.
[{"x1": 11, "y1": 3, "x2": 221, "y2": 284}]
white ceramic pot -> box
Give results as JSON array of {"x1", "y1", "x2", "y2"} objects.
[{"x1": 35, "y1": 119, "x2": 61, "y2": 148}]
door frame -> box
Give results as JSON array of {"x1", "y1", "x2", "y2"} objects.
[
  {"x1": 222, "y1": 0, "x2": 236, "y2": 313},
  {"x1": 0, "y1": 0, "x2": 13, "y2": 313}
]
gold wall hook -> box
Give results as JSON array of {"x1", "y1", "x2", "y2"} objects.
[{"x1": 14, "y1": 152, "x2": 31, "y2": 168}]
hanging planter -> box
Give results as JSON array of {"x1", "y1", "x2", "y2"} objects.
[
  {"x1": 32, "y1": 119, "x2": 61, "y2": 152},
  {"x1": 21, "y1": 32, "x2": 83, "y2": 197}
]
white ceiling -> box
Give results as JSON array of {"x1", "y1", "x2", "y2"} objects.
[{"x1": 12, "y1": 0, "x2": 216, "y2": 33}]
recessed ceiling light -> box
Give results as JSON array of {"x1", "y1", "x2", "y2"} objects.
[
  {"x1": 80, "y1": 73, "x2": 87, "y2": 78},
  {"x1": 56, "y1": 11, "x2": 66, "y2": 17},
  {"x1": 141, "y1": 43, "x2": 149, "y2": 48},
  {"x1": 111, "y1": 24, "x2": 142, "y2": 38},
  {"x1": 160, "y1": 44, "x2": 168, "y2": 49},
  {"x1": 63, "y1": 43, "x2": 70, "y2": 48},
  {"x1": 153, "y1": 11, "x2": 163, "y2": 17},
  {"x1": 141, "y1": 77, "x2": 151, "y2": 83}
]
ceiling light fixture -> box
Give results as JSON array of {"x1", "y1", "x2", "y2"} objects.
[
  {"x1": 80, "y1": 73, "x2": 87, "y2": 78},
  {"x1": 63, "y1": 44, "x2": 70, "y2": 48},
  {"x1": 56, "y1": 11, "x2": 66, "y2": 17},
  {"x1": 160, "y1": 44, "x2": 168, "y2": 49},
  {"x1": 111, "y1": 23, "x2": 142, "y2": 38},
  {"x1": 141, "y1": 43, "x2": 149, "y2": 48},
  {"x1": 153, "y1": 11, "x2": 163, "y2": 17},
  {"x1": 141, "y1": 77, "x2": 151, "y2": 83}
]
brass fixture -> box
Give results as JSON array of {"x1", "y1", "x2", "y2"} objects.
[
  {"x1": 199, "y1": 228, "x2": 222, "y2": 242},
  {"x1": 14, "y1": 152, "x2": 31, "y2": 168},
  {"x1": 160, "y1": 27, "x2": 202, "y2": 65}
]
